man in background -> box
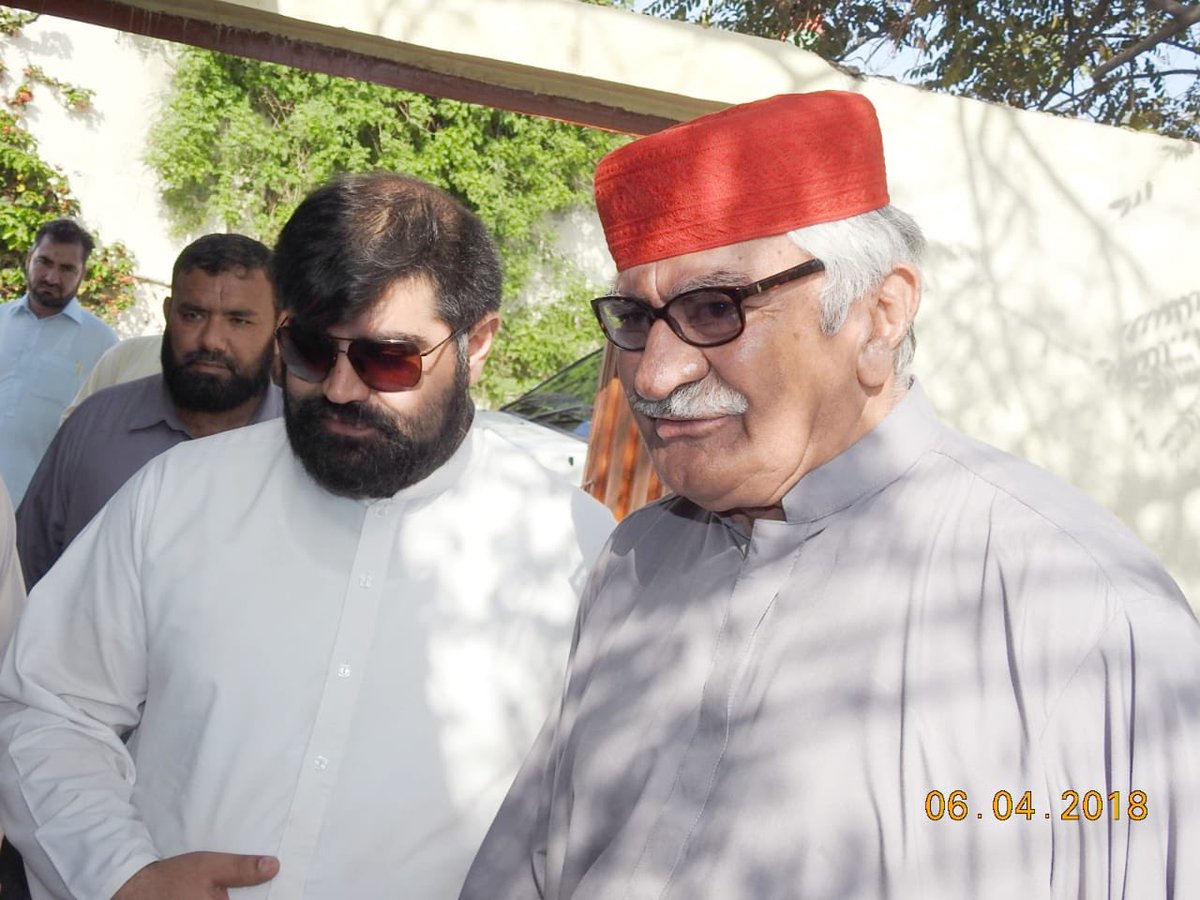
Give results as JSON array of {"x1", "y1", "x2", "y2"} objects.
[
  {"x1": 0, "y1": 219, "x2": 117, "y2": 503},
  {"x1": 0, "y1": 172, "x2": 614, "y2": 899},
  {"x1": 16, "y1": 233, "x2": 282, "y2": 588}
]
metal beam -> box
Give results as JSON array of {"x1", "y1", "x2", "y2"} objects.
[{"x1": 8, "y1": 0, "x2": 731, "y2": 134}]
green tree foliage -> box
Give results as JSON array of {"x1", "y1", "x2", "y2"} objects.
[
  {"x1": 639, "y1": 0, "x2": 1199, "y2": 141},
  {"x1": 477, "y1": 278, "x2": 605, "y2": 409},
  {"x1": 0, "y1": 8, "x2": 138, "y2": 321},
  {"x1": 147, "y1": 48, "x2": 625, "y2": 402},
  {"x1": 147, "y1": 49, "x2": 623, "y2": 293}
]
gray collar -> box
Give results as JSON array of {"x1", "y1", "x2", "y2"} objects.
[{"x1": 779, "y1": 378, "x2": 946, "y2": 524}]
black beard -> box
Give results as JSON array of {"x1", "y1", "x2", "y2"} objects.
[
  {"x1": 27, "y1": 285, "x2": 71, "y2": 311},
  {"x1": 161, "y1": 333, "x2": 273, "y2": 413},
  {"x1": 283, "y1": 357, "x2": 474, "y2": 499}
]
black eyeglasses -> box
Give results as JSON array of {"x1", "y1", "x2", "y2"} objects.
[
  {"x1": 276, "y1": 320, "x2": 463, "y2": 392},
  {"x1": 591, "y1": 257, "x2": 826, "y2": 351}
]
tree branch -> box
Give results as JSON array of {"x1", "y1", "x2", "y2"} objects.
[
  {"x1": 1127, "y1": 67, "x2": 1200, "y2": 78},
  {"x1": 1036, "y1": 0, "x2": 1114, "y2": 110},
  {"x1": 1090, "y1": 2, "x2": 1200, "y2": 82},
  {"x1": 1144, "y1": 0, "x2": 1199, "y2": 16},
  {"x1": 1163, "y1": 39, "x2": 1200, "y2": 54}
]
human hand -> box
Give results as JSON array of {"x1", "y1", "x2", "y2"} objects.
[{"x1": 112, "y1": 851, "x2": 279, "y2": 899}]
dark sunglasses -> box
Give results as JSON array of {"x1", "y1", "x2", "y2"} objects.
[
  {"x1": 591, "y1": 257, "x2": 826, "y2": 351},
  {"x1": 276, "y1": 321, "x2": 463, "y2": 392}
]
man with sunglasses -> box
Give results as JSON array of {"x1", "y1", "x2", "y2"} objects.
[
  {"x1": 464, "y1": 93, "x2": 1200, "y2": 899},
  {"x1": 0, "y1": 173, "x2": 614, "y2": 900},
  {"x1": 14, "y1": 233, "x2": 282, "y2": 591}
]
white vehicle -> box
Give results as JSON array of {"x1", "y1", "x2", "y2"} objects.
[{"x1": 477, "y1": 350, "x2": 601, "y2": 486}]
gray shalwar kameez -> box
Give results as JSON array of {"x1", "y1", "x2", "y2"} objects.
[{"x1": 462, "y1": 381, "x2": 1200, "y2": 900}]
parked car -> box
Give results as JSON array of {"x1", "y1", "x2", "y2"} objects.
[{"x1": 477, "y1": 350, "x2": 603, "y2": 486}]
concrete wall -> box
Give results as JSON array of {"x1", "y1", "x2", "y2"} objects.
[{"x1": 6, "y1": 1, "x2": 1200, "y2": 609}]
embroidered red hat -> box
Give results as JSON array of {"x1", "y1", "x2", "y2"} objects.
[{"x1": 594, "y1": 91, "x2": 889, "y2": 271}]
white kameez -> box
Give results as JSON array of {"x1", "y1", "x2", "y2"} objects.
[{"x1": 0, "y1": 418, "x2": 614, "y2": 899}]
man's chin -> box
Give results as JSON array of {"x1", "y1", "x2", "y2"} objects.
[
  {"x1": 649, "y1": 446, "x2": 742, "y2": 505},
  {"x1": 30, "y1": 291, "x2": 67, "y2": 309}
]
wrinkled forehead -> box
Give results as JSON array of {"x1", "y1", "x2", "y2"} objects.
[
  {"x1": 173, "y1": 265, "x2": 276, "y2": 311},
  {"x1": 614, "y1": 233, "x2": 804, "y2": 302}
]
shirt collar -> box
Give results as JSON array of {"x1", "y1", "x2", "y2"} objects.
[
  {"x1": 779, "y1": 377, "x2": 946, "y2": 524},
  {"x1": 129, "y1": 379, "x2": 284, "y2": 437},
  {"x1": 129, "y1": 376, "x2": 189, "y2": 434},
  {"x1": 16, "y1": 293, "x2": 85, "y2": 323}
]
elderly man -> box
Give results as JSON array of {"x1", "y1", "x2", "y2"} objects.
[
  {"x1": 16, "y1": 233, "x2": 282, "y2": 589},
  {"x1": 0, "y1": 219, "x2": 117, "y2": 503},
  {"x1": 463, "y1": 92, "x2": 1200, "y2": 899},
  {"x1": 0, "y1": 172, "x2": 614, "y2": 899}
]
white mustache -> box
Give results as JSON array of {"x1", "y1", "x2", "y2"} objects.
[{"x1": 628, "y1": 376, "x2": 749, "y2": 419}]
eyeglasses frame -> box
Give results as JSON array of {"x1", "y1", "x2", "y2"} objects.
[
  {"x1": 275, "y1": 320, "x2": 466, "y2": 390},
  {"x1": 591, "y1": 257, "x2": 826, "y2": 351}
]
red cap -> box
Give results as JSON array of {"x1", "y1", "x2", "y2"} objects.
[{"x1": 594, "y1": 91, "x2": 889, "y2": 271}]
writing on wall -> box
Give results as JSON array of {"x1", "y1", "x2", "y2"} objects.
[{"x1": 1101, "y1": 290, "x2": 1200, "y2": 460}]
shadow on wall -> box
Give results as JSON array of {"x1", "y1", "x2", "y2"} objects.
[{"x1": 917, "y1": 108, "x2": 1199, "y2": 608}]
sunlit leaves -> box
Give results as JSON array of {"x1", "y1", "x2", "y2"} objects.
[{"x1": 636, "y1": 1, "x2": 1199, "y2": 141}]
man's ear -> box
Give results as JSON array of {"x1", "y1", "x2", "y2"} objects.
[
  {"x1": 162, "y1": 295, "x2": 172, "y2": 323},
  {"x1": 858, "y1": 264, "x2": 920, "y2": 389},
  {"x1": 465, "y1": 312, "x2": 501, "y2": 386},
  {"x1": 270, "y1": 311, "x2": 288, "y2": 387}
]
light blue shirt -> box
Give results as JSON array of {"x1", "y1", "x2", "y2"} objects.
[{"x1": 0, "y1": 295, "x2": 117, "y2": 503}]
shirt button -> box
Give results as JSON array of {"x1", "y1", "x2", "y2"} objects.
[
  {"x1": 373, "y1": 503, "x2": 389, "y2": 517},
  {"x1": 314, "y1": 755, "x2": 329, "y2": 770},
  {"x1": 337, "y1": 664, "x2": 352, "y2": 678},
  {"x1": 358, "y1": 574, "x2": 373, "y2": 589}
]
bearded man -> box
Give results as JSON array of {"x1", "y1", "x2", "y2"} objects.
[
  {"x1": 16, "y1": 233, "x2": 282, "y2": 589},
  {"x1": 0, "y1": 219, "x2": 117, "y2": 504},
  {"x1": 463, "y1": 92, "x2": 1200, "y2": 900},
  {"x1": 0, "y1": 172, "x2": 614, "y2": 900}
]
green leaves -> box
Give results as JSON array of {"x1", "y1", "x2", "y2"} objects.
[
  {"x1": 147, "y1": 48, "x2": 625, "y2": 404},
  {"x1": 147, "y1": 50, "x2": 625, "y2": 296},
  {"x1": 478, "y1": 279, "x2": 605, "y2": 408}
]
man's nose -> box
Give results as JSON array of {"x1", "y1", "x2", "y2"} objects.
[
  {"x1": 196, "y1": 317, "x2": 228, "y2": 352},
  {"x1": 322, "y1": 350, "x2": 371, "y2": 405},
  {"x1": 629, "y1": 319, "x2": 710, "y2": 402}
]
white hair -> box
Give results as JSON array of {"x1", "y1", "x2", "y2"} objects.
[{"x1": 787, "y1": 205, "x2": 925, "y2": 374}]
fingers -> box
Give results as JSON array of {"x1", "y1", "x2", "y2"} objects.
[
  {"x1": 202, "y1": 851, "x2": 280, "y2": 888},
  {"x1": 112, "y1": 851, "x2": 279, "y2": 899}
]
